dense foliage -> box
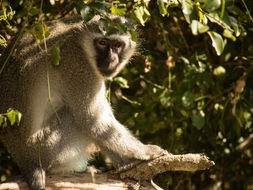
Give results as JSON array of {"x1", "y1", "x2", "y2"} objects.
[{"x1": 0, "y1": 0, "x2": 253, "y2": 189}]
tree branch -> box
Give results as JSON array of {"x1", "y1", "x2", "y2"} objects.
[
  {"x1": 0, "y1": 153, "x2": 215, "y2": 190},
  {"x1": 118, "y1": 153, "x2": 215, "y2": 180}
]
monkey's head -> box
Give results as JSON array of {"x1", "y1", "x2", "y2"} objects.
[{"x1": 80, "y1": 14, "x2": 137, "y2": 79}]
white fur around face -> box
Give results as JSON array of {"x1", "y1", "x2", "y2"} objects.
[{"x1": 79, "y1": 32, "x2": 136, "y2": 79}]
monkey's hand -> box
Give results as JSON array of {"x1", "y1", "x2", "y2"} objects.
[{"x1": 143, "y1": 144, "x2": 169, "y2": 159}]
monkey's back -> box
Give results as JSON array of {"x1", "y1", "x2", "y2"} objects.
[
  {"x1": 0, "y1": 16, "x2": 84, "y2": 113},
  {"x1": 0, "y1": 16, "x2": 94, "y2": 172}
]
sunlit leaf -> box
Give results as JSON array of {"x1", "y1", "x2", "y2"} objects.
[
  {"x1": 191, "y1": 20, "x2": 209, "y2": 35},
  {"x1": 204, "y1": 0, "x2": 221, "y2": 12},
  {"x1": 49, "y1": 0, "x2": 55, "y2": 5},
  {"x1": 213, "y1": 66, "x2": 226, "y2": 76},
  {"x1": 182, "y1": 0, "x2": 193, "y2": 15},
  {"x1": 111, "y1": 4, "x2": 127, "y2": 16},
  {"x1": 223, "y1": 29, "x2": 236, "y2": 41},
  {"x1": 191, "y1": 20, "x2": 198, "y2": 35},
  {"x1": 15, "y1": 111, "x2": 22, "y2": 126},
  {"x1": 208, "y1": 31, "x2": 225, "y2": 56},
  {"x1": 157, "y1": 0, "x2": 168, "y2": 16},
  {"x1": 0, "y1": 34, "x2": 7, "y2": 47},
  {"x1": 197, "y1": 22, "x2": 209, "y2": 33},
  {"x1": 2, "y1": 117, "x2": 7, "y2": 128},
  {"x1": 132, "y1": 4, "x2": 150, "y2": 26},
  {"x1": 6, "y1": 110, "x2": 16, "y2": 126},
  {"x1": 198, "y1": 8, "x2": 204, "y2": 22},
  {"x1": 5, "y1": 109, "x2": 21, "y2": 126},
  {"x1": 183, "y1": 5, "x2": 199, "y2": 24},
  {"x1": 220, "y1": 0, "x2": 225, "y2": 18},
  {"x1": 114, "y1": 77, "x2": 129, "y2": 88}
]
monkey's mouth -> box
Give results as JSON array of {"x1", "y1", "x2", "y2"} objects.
[{"x1": 98, "y1": 64, "x2": 118, "y2": 77}]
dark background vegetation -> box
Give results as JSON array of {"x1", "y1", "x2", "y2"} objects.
[{"x1": 0, "y1": 0, "x2": 253, "y2": 189}]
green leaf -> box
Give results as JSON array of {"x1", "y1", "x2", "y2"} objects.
[
  {"x1": 3, "y1": 108, "x2": 22, "y2": 127},
  {"x1": 182, "y1": 0, "x2": 193, "y2": 15},
  {"x1": 229, "y1": 16, "x2": 240, "y2": 37},
  {"x1": 192, "y1": 114, "x2": 205, "y2": 130},
  {"x1": 0, "y1": 115, "x2": 4, "y2": 127},
  {"x1": 6, "y1": 109, "x2": 16, "y2": 126},
  {"x1": 223, "y1": 29, "x2": 236, "y2": 41},
  {"x1": 115, "y1": 23, "x2": 127, "y2": 33},
  {"x1": 207, "y1": 31, "x2": 225, "y2": 56},
  {"x1": 207, "y1": 12, "x2": 231, "y2": 30},
  {"x1": 114, "y1": 77, "x2": 129, "y2": 88},
  {"x1": 183, "y1": 5, "x2": 199, "y2": 24},
  {"x1": 51, "y1": 45, "x2": 61, "y2": 66},
  {"x1": 129, "y1": 29, "x2": 137, "y2": 42},
  {"x1": 111, "y1": 4, "x2": 127, "y2": 16},
  {"x1": 191, "y1": 20, "x2": 198, "y2": 35},
  {"x1": 29, "y1": 7, "x2": 39, "y2": 16},
  {"x1": 157, "y1": 0, "x2": 168, "y2": 16},
  {"x1": 30, "y1": 23, "x2": 50, "y2": 41},
  {"x1": 182, "y1": 91, "x2": 194, "y2": 108},
  {"x1": 160, "y1": 95, "x2": 172, "y2": 107},
  {"x1": 15, "y1": 111, "x2": 22, "y2": 126},
  {"x1": 80, "y1": 5, "x2": 95, "y2": 22},
  {"x1": 98, "y1": 18, "x2": 111, "y2": 35},
  {"x1": 90, "y1": 2, "x2": 107, "y2": 15},
  {"x1": 132, "y1": 4, "x2": 150, "y2": 26},
  {"x1": 197, "y1": 22, "x2": 210, "y2": 33},
  {"x1": 2, "y1": 117, "x2": 7, "y2": 128},
  {"x1": 191, "y1": 20, "x2": 209, "y2": 35},
  {"x1": 204, "y1": 0, "x2": 221, "y2": 12},
  {"x1": 220, "y1": 0, "x2": 225, "y2": 18},
  {"x1": 213, "y1": 65, "x2": 226, "y2": 76}
]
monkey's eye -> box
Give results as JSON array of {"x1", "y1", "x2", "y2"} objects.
[
  {"x1": 97, "y1": 39, "x2": 108, "y2": 49},
  {"x1": 114, "y1": 41, "x2": 123, "y2": 49}
]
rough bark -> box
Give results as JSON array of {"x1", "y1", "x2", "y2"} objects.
[
  {"x1": 117, "y1": 153, "x2": 215, "y2": 180},
  {"x1": 0, "y1": 153, "x2": 215, "y2": 190}
]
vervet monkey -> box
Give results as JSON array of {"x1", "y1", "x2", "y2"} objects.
[{"x1": 0, "y1": 14, "x2": 167, "y2": 190}]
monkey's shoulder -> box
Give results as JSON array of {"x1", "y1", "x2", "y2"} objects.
[
  {"x1": 1, "y1": 16, "x2": 83, "y2": 72},
  {"x1": 16, "y1": 16, "x2": 83, "y2": 52}
]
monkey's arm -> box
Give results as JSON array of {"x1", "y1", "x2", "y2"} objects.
[
  {"x1": 68, "y1": 84, "x2": 167, "y2": 168},
  {"x1": 89, "y1": 115, "x2": 167, "y2": 168}
]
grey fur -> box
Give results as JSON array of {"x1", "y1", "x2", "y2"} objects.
[{"x1": 0, "y1": 15, "x2": 166, "y2": 190}]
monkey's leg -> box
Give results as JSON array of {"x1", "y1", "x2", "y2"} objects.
[
  {"x1": 0, "y1": 129, "x2": 46, "y2": 190},
  {"x1": 19, "y1": 163, "x2": 46, "y2": 190}
]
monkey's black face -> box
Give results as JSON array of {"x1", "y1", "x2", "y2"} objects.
[{"x1": 94, "y1": 38, "x2": 126, "y2": 77}]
